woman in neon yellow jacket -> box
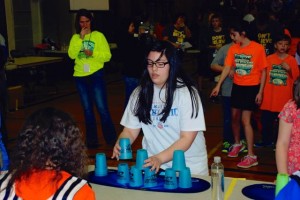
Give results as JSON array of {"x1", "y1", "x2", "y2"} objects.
[{"x1": 68, "y1": 9, "x2": 117, "y2": 148}]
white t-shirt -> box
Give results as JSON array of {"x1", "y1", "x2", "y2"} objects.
[{"x1": 121, "y1": 85, "x2": 208, "y2": 175}]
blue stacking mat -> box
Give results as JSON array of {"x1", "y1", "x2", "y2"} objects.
[
  {"x1": 88, "y1": 169, "x2": 210, "y2": 193},
  {"x1": 242, "y1": 184, "x2": 275, "y2": 200}
]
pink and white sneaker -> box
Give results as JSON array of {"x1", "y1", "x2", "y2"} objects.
[
  {"x1": 228, "y1": 143, "x2": 245, "y2": 157},
  {"x1": 237, "y1": 155, "x2": 258, "y2": 168}
]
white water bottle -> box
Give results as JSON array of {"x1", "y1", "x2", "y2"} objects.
[{"x1": 211, "y1": 156, "x2": 224, "y2": 200}]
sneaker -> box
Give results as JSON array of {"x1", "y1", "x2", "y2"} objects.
[
  {"x1": 241, "y1": 139, "x2": 248, "y2": 153},
  {"x1": 228, "y1": 143, "x2": 245, "y2": 157},
  {"x1": 254, "y1": 141, "x2": 273, "y2": 148},
  {"x1": 237, "y1": 155, "x2": 258, "y2": 168},
  {"x1": 222, "y1": 141, "x2": 232, "y2": 153}
]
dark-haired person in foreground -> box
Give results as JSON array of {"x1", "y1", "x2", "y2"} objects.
[
  {"x1": 112, "y1": 40, "x2": 208, "y2": 175},
  {"x1": 0, "y1": 107, "x2": 95, "y2": 199}
]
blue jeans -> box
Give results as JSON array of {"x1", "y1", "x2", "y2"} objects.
[
  {"x1": 124, "y1": 76, "x2": 139, "y2": 108},
  {"x1": 75, "y1": 69, "x2": 117, "y2": 145},
  {"x1": 261, "y1": 110, "x2": 279, "y2": 144}
]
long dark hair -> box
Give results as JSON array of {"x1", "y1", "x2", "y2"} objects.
[
  {"x1": 6, "y1": 107, "x2": 88, "y2": 189},
  {"x1": 134, "y1": 40, "x2": 199, "y2": 124},
  {"x1": 75, "y1": 9, "x2": 95, "y2": 33},
  {"x1": 293, "y1": 77, "x2": 300, "y2": 109}
]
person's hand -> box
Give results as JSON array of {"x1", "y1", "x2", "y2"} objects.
[
  {"x1": 210, "y1": 86, "x2": 220, "y2": 97},
  {"x1": 173, "y1": 42, "x2": 181, "y2": 49},
  {"x1": 281, "y1": 62, "x2": 290, "y2": 71},
  {"x1": 255, "y1": 92, "x2": 263, "y2": 105},
  {"x1": 84, "y1": 49, "x2": 93, "y2": 56},
  {"x1": 229, "y1": 69, "x2": 234, "y2": 78},
  {"x1": 143, "y1": 156, "x2": 163, "y2": 173},
  {"x1": 111, "y1": 141, "x2": 121, "y2": 160},
  {"x1": 80, "y1": 27, "x2": 90, "y2": 39}
]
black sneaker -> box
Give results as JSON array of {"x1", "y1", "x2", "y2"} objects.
[
  {"x1": 222, "y1": 141, "x2": 232, "y2": 153},
  {"x1": 241, "y1": 139, "x2": 248, "y2": 153},
  {"x1": 254, "y1": 142, "x2": 273, "y2": 148}
]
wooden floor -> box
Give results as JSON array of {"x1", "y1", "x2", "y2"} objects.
[{"x1": 5, "y1": 66, "x2": 277, "y2": 183}]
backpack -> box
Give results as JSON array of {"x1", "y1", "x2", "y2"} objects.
[{"x1": 0, "y1": 113, "x2": 9, "y2": 172}]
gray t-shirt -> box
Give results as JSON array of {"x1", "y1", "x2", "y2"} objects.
[
  {"x1": 0, "y1": 34, "x2": 5, "y2": 46},
  {"x1": 211, "y1": 43, "x2": 233, "y2": 97}
]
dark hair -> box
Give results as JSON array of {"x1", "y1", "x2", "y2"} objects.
[
  {"x1": 228, "y1": 19, "x2": 253, "y2": 39},
  {"x1": 119, "y1": 18, "x2": 135, "y2": 34},
  {"x1": 172, "y1": 13, "x2": 187, "y2": 24},
  {"x1": 75, "y1": 9, "x2": 95, "y2": 33},
  {"x1": 134, "y1": 40, "x2": 199, "y2": 123},
  {"x1": 293, "y1": 77, "x2": 300, "y2": 109},
  {"x1": 210, "y1": 14, "x2": 222, "y2": 22},
  {"x1": 7, "y1": 107, "x2": 88, "y2": 189},
  {"x1": 274, "y1": 33, "x2": 291, "y2": 44},
  {"x1": 256, "y1": 11, "x2": 270, "y2": 26}
]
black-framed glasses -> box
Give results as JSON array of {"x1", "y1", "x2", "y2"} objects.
[{"x1": 147, "y1": 59, "x2": 169, "y2": 68}]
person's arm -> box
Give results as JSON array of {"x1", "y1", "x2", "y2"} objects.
[
  {"x1": 111, "y1": 127, "x2": 141, "y2": 160},
  {"x1": 210, "y1": 65, "x2": 231, "y2": 97},
  {"x1": 256, "y1": 68, "x2": 266, "y2": 104},
  {"x1": 276, "y1": 118, "x2": 293, "y2": 174},
  {"x1": 68, "y1": 34, "x2": 83, "y2": 59},
  {"x1": 163, "y1": 35, "x2": 181, "y2": 48},
  {"x1": 92, "y1": 32, "x2": 112, "y2": 63},
  {"x1": 184, "y1": 26, "x2": 192, "y2": 38},
  {"x1": 143, "y1": 131, "x2": 197, "y2": 173},
  {"x1": 211, "y1": 63, "x2": 224, "y2": 73}
]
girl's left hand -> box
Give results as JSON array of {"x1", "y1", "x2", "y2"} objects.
[
  {"x1": 143, "y1": 156, "x2": 162, "y2": 173},
  {"x1": 255, "y1": 92, "x2": 263, "y2": 105},
  {"x1": 84, "y1": 49, "x2": 93, "y2": 57}
]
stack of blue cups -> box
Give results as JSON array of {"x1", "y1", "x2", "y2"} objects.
[
  {"x1": 119, "y1": 138, "x2": 133, "y2": 160},
  {"x1": 117, "y1": 163, "x2": 130, "y2": 184},
  {"x1": 95, "y1": 153, "x2": 108, "y2": 176}
]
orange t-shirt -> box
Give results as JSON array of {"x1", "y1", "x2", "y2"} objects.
[
  {"x1": 15, "y1": 170, "x2": 95, "y2": 200},
  {"x1": 289, "y1": 37, "x2": 300, "y2": 56},
  {"x1": 260, "y1": 53, "x2": 299, "y2": 112},
  {"x1": 225, "y1": 41, "x2": 267, "y2": 86}
]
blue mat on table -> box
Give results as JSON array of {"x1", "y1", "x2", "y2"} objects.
[
  {"x1": 242, "y1": 184, "x2": 275, "y2": 200},
  {"x1": 88, "y1": 169, "x2": 210, "y2": 193}
]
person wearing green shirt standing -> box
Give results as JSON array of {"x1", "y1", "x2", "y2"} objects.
[{"x1": 68, "y1": 9, "x2": 116, "y2": 148}]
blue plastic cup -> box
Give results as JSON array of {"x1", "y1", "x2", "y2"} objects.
[
  {"x1": 179, "y1": 167, "x2": 192, "y2": 188},
  {"x1": 119, "y1": 138, "x2": 132, "y2": 160},
  {"x1": 164, "y1": 168, "x2": 177, "y2": 189},
  {"x1": 135, "y1": 149, "x2": 148, "y2": 170},
  {"x1": 129, "y1": 166, "x2": 143, "y2": 187},
  {"x1": 144, "y1": 167, "x2": 157, "y2": 187},
  {"x1": 117, "y1": 163, "x2": 130, "y2": 184},
  {"x1": 95, "y1": 153, "x2": 107, "y2": 176},
  {"x1": 172, "y1": 150, "x2": 186, "y2": 172}
]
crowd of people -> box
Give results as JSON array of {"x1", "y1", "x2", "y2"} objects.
[{"x1": 0, "y1": 2, "x2": 300, "y2": 198}]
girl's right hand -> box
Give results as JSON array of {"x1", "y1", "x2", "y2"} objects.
[{"x1": 111, "y1": 141, "x2": 121, "y2": 160}]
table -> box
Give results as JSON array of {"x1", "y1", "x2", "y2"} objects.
[
  {"x1": 42, "y1": 42, "x2": 118, "y2": 55},
  {"x1": 5, "y1": 56, "x2": 63, "y2": 70},
  {"x1": 183, "y1": 49, "x2": 201, "y2": 76},
  {"x1": 88, "y1": 166, "x2": 273, "y2": 200},
  {"x1": 4, "y1": 56, "x2": 64, "y2": 109}
]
